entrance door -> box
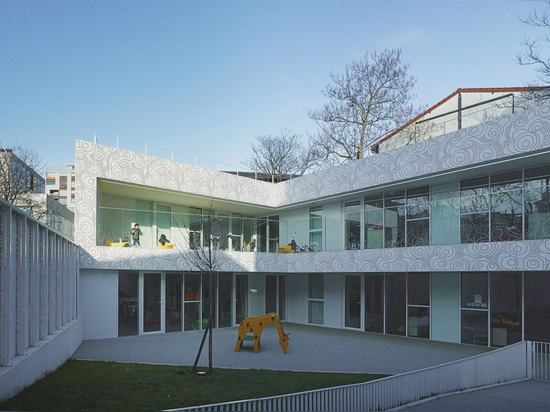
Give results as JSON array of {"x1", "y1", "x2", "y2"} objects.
[
  {"x1": 142, "y1": 272, "x2": 163, "y2": 333},
  {"x1": 265, "y1": 275, "x2": 286, "y2": 319}
]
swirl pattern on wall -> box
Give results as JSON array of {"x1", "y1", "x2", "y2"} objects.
[{"x1": 80, "y1": 239, "x2": 550, "y2": 273}]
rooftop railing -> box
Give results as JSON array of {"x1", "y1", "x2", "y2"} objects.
[{"x1": 91, "y1": 133, "x2": 294, "y2": 183}]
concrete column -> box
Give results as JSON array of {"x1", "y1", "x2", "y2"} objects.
[{"x1": 0, "y1": 204, "x2": 14, "y2": 365}]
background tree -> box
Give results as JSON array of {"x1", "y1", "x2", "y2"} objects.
[
  {"x1": 244, "y1": 129, "x2": 318, "y2": 181},
  {"x1": 0, "y1": 143, "x2": 46, "y2": 218},
  {"x1": 516, "y1": 2, "x2": 550, "y2": 84},
  {"x1": 309, "y1": 49, "x2": 419, "y2": 165}
]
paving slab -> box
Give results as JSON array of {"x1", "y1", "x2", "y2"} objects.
[
  {"x1": 74, "y1": 323, "x2": 489, "y2": 374},
  {"x1": 399, "y1": 380, "x2": 550, "y2": 412}
]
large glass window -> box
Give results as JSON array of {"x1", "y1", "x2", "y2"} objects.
[
  {"x1": 231, "y1": 214, "x2": 243, "y2": 251},
  {"x1": 345, "y1": 275, "x2": 361, "y2": 328},
  {"x1": 406, "y1": 187, "x2": 429, "y2": 246},
  {"x1": 218, "y1": 273, "x2": 232, "y2": 327},
  {"x1": 364, "y1": 196, "x2": 384, "y2": 249},
  {"x1": 165, "y1": 273, "x2": 182, "y2": 332},
  {"x1": 235, "y1": 274, "x2": 248, "y2": 324},
  {"x1": 184, "y1": 273, "x2": 200, "y2": 330},
  {"x1": 385, "y1": 273, "x2": 406, "y2": 335},
  {"x1": 365, "y1": 275, "x2": 384, "y2": 333},
  {"x1": 461, "y1": 178, "x2": 489, "y2": 243},
  {"x1": 461, "y1": 272, "x2": 488, "y2": 345},
  {"x1": 384, "y1": 192, "x2": 406, "y2": 248},
  {"x1": 308, "y1": 274, "x2": 324, "y2": 325},
  {"x1": 524, "y1": 166, "x2": 550, "y2": 240},
  {"x1": 118, "y1": 271, "x2": 138, "y2": 337},
  {"x1": 408, "y1": 273, "x2": 430, "y2": 339},
  {"x1": 525, "y1": 271, "x2": 550, "y2": 342},
  {"x1": 490, "y1": 172, "x2": 523, "y2": 242},
  {"x1": 189, "y1": 207, "x2": 202, "y2": 250},
  {"x1": 490, "y1": 272, "x2": 522, "y2": 346},
  {"x1": 269, "y1": 216, "x2": 279, "y2": 253},
  {"x1": 309, "y1": 207, "x2": 323, "y2": 251},
  {"x1": 345, "y1": 202, "x2": 361, "y2": 250}
]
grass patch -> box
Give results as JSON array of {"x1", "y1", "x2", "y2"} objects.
[{"x1": 0, "y1": 360, "x2": 387, "y2": 412}]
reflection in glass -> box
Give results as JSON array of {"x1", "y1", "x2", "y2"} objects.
[
  {"x1": 408, "y1": 307, "x2": 429, "y2": 339},
  {"x1": 525, "y1": 271, "x2": 550, "y2": 342},
  {"x1": 278, "y1": 276, "x2": 286, "y2": 320},
  {"x1": 202, "y1": 272, "x2": 217, "y2": 327},
  {"x1": 236, "y1": 275, "x2": 248, "y2": 324},
  {"x1": 184, "y1": 302, "x2": 200, "y2": 331},
  {"x1": 365, "y1": 275, "x2": 384, "y2": 333},
  {"x1": 184, "y1": 273, "x2": 200, "y2": 330},
  {"x1": 218, "y1": 273, "x2": 232, "y2": 327},
  {"x1": 385, "y1": 273, "x2": 406, "y2": 335},
  {"x1": 461, "y1": 310, "x2": 488, "y2": 345},
  {"x1": 461, "y1": 272, "x2": 488, "y2": 309},
  {"x1": 345, "y1": 202, "x2": 361, "y2": 250},
  {"x1": 265, "y1": 275, "x2": 277, "y2": 314},
  {"x1": 345, "y1": 276, "x2": 361, "y2": 328},
  {"x1": 524, "y1": 170, "x2": 550, "y2": 240},
  {"x1": 118, "y1": 271, "x2": 138, "y2": 337},
  {"x1": 491, "y1": 177, "x2": 522, "y2": 242},
  {"x1": 143, "y1": 273, "x2": 161, "y2": 332},
  {"x1": 364, "y1": 197, "x2": 383, "y2": 249},
  {"x1": 165, "y1": 273, "x2": 182, "y2": 332},
  {"x1": 408, "y1": 273, "x2": 429, "y2": 306},
  {"x1": 385, "y1": 193, "x2": 405, "y2": 248},
  {"x1": 490, "y1": 272, "x2": 522, "y2": 346},
  {"x1": 308, "y1": 274, "x2": 324, "y2": 325}
]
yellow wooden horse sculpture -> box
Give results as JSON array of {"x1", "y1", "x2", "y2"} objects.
[{"x1": 234, "y1": 312, "x2": 289, "y2": 353}]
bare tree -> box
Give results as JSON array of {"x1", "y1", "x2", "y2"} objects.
[
  {"x1": 516, "y1": 2, "x2": 550, "y2": 84},
  {"x1": 309, "y1": 49, "x2": 419, "y2": 164},
  {"x1": 0, "y1": 143, "x2": 46, "y2": 218},
  {"x1": 244, "y1": 129, "x2": 318, "y2": 181},
  {"x1": 175, "y1": 218, "x2": 229, "y2": 374}
]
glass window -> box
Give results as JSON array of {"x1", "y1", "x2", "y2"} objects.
[
  {"x1": 345, "y1": 202, "x2": 361, "y2": 250},
  {"x1": 218, "y1": 273, "x2": 233, "y2": 327},
  {"x1": 202, "y1": 272, "x2": 216, "y2": 327},
  {"x1": 461, "y1": 178, "x2": 489, "y2": 244},
  {"x1": 461, "y1": 272, "x2": 488, "y2": 309},
  {"x1": 524, "y1": 166, "x2": 550, "y2": 240},
  {"x1": 385, "y1": 273, "x2": 406, "y2": 335},
  {"x1": 268, "y1": 216, "x2": 279, "y2": 253},
  {"x1": 309, "y1": 207, "x2": 322, "y2": 251},
  {"x1": 408, "y1": 307, "x2": 430, "y2": 339},
  {"x1": 408, "y1": 273, "x2": 430, "y2": 306},
  {"x1": 118, "y1": 271, "x2": 138, "y2": 337},
  {"x1": 461, "y1": 310, "x2": 488, "y2": 345},
  {"x1": 365, "y1": 275, "x2": 384, "y2": 333},
  {"x1": 309, "y1": 206, "x2": 322, "y2": 230},
  {"x1": 490, "y1": 272, "x2": 522, "y2": 346},
  {"x1": 345, "y1": 275, "x2": 361, "y2": 328},
  {"x1": 308, "y1": 274, "x2": 324, "y2": 325},
  {"x1": 364, "y1": 196, "x2": 384, "y2": 249},
  {"x1": 491, "y1": 173, "x2": 523, "y2": 242},
  {"x1": 525, "y1": 271, "x2": 550, "y2": 342},
  {"x1": 231, "y1": 214, "x2": 243, "y2": 251},
  {"x1": 184, "y1": 273, "x2": 200, "y2": 331},
  {"x1": 385, "y1": 192, "x2": 406, "y2": 248},
  {"x1": 165, "y1": 273, "x2": 182, "y2": 333}
]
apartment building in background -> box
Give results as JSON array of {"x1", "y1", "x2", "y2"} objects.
[{"x1": 46, "y1": 165, "x2": 76, "y2": 211}]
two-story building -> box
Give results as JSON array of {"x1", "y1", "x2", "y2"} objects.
[{"x1": 76, "y1": 95, "x2": 550, "y2": 348}]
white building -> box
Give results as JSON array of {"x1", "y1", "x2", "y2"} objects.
[{"x1": 46, "y1": 165, "x2": 76, "y2": 211}]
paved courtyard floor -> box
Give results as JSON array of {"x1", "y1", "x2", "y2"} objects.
[{"x1": 74, "y1": 323, "x2": 489, "y2": 374}]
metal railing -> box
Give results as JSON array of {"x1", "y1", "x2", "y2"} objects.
[
  {"x1": 0, "y1": 197, "x2": 79, "y2": 367},
  {"x1": 165, "y1": 341, "x2": 530, "y2": 411},
  {"x1": 529, "y1": 341, "x2": 550, "y2": 382}
]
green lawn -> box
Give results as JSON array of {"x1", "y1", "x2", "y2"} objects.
[{"x1": 0, "y1": 360, "x2": 387, "y2": 412}]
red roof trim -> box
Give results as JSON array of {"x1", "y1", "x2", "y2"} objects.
[{"x1": 376, "y1": 87, "x2": 546, "y2": 146}]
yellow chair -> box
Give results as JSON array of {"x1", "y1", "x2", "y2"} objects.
[{"x1": 156, "y1": 242, "x2": 174, "y2": 249}]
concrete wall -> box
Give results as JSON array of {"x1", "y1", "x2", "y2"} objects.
[
  {"x1": 80, "y1": 270, "x2": 118, "y2": 340},
  {"x1": 0, "y1": 318, "x2": 83, "y2": 402}
]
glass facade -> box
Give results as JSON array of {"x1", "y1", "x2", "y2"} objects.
[
  {"x1": 308, "y1": 274, "x2": 324, "y2": 325},
  {"x1": 309, "y1": 206, "x2": 323, "y2": 251}
]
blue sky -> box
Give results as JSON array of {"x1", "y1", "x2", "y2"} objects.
[{"x1": 0, "y1": 0, "x2": 547, "y2": 171}]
